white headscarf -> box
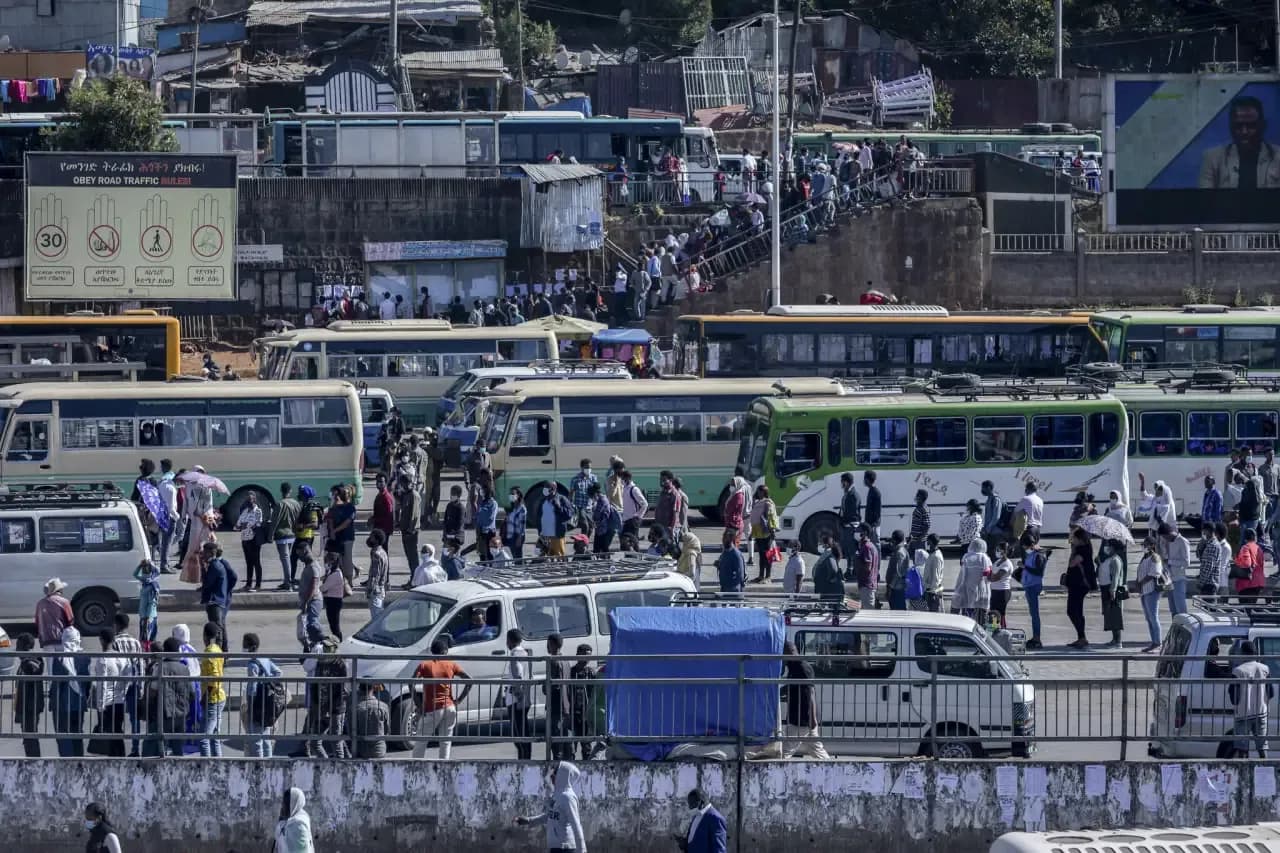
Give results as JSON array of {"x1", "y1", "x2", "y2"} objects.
[
  {"x1": 172, "y1": 623, "x2": 200, "y2": 677},
  {"x1": 275, "y1": 787, "x2": 315, "y2": 853},
  {"x1": 1152, "y1": 480, "x2": 1176, "y2": 529},
  {"x1": 58, "y1": 626, "x2": 83, "y2": 695}
]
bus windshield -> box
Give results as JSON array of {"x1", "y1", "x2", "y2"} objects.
[
  {"x1": 443, "y1": 372, "x2": 480, "y2": 403},
  {"x1": 1087, "y1": 319, "x2": 1122, "y2": 363},
  {"x1": 479, "y1": 401, "x2": 515, "y2": 451},
  {"x1": 262, "y1": 344, "x2": 292, "y2": 380},
  {"x1": 739, "y1": 412, "x2": 770, "y2": 481}
]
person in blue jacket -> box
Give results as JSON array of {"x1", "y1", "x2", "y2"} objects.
[
  {"x1": 716, "y1": 530, "x2": 745, "y2": 593},
  {"x1": 676, "y1": 788, "x2": 727, "y2": 853},
  {"x1": 198, "y1": 541, "x2": 235, "y2": 644}
]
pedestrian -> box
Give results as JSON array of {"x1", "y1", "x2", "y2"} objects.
[
  {"x1": 539, "y1": 481, "x2": 576, "y2": 557},
  {"x1": 953, "y1": 538, "x2": 991, "y2": 625},
  {"x1": 1261, "y1": 449, "x2": 1280, "y2": 542},
  {"x1": 909, "y1": 489, "x2": 931, "y2": 553},
  {"x1": 1229, "y1": 640, "x2": 1273, "y2": 758},
  {"x1": 957, "y1": 499, "x2": 982, "y2": 546},
  {"x1": 569, "y1": 459, "x2": 597, "y2": 523},
  {"x1": 811, "y1": 535, "x2": 844, "y2": 602},
  {"x1": 1068, "y1": 492, "x2": 1093, "y2": 531},
  {"x1": 781, "y1": 640, "x2": 830, "y2": 759},
  {"x1": 171, "y1": 623, "x2": 204, "y2": 753},
  {"x1": 589, "y1": 484, "x2": 620, "y2": 553},
  {"x1": 605, "y1": 457, "x2": 625, "y2": 511},
  {"x1": 677, "y1": 788, "x2": 727, "y2": 853},
  {"x1": 1239, "y1": 469, "x2": 1264, "y2": 540},
  {"x1": 36, "y1": 577, "x2": 74, "y2": 649},
  {"x1": 1233, "y1": 526, "x2": 1267, "y2": 603},
  {"x1": 292, "y1": 485, "x2": 323, "y2": 584},
  {"x1": 546, "y1": 633, "x2": 574, "y2": 760},
  {"x1": 273, "y1": 787, "x2": 316, "y2": 853},
  {"x1": 473, "y1": 485, "x2": 499, "y2": 561},
  {"x1": 199, "y1": 620, "x2": 226, "y2": 757},
  {"x1": 838, "y1": 472, "x2": 861, "y2": 567},
  {"x1": 1135, "y1": 537, "x2": 1166, "y2": 653},
  {"x1": 89, "y1": 628, "x2": 127, "y2": 757},
  {"x1": 863, "y1": 471, "x2": 882, "y2": 545},
  {"x1": 748, "y1": 485, "x2": 779, "y2": 583},
  {"x1": 328, "y1": 484, "x2": 359, "y2": 581},
  {"x1": 1198, "y1": 522, "x2": 1229, "y2": 597},
  {"x1": 1158, "y1": 523, "x2": 1191, "y2": 617},
  {"x1": 82, "y1": 802, "x2": 123, "y2": 853},
  {"x1": 413, "y1": 543, "x2": 448, "y2": 586},
  {"x1": 783, "y1": 541, "x2": 806, "y2": 594},
  {"x1": 441, "y1": 538, "x2": 466, "y2": 580},
  {"x1": 371, "y1": 473, "x2": 395, "y2": 542},
  {"x1": 272, "y1": 482, "x2": 301, "y2": 591},
  {"x1": 989, "y1": 542, "x2": 1014, "y2": 628},
  {"x1": 922, "y1": 535, "x2": 945, "y2": 613},
  {"x1": 297, "y1": 547, "x2": 323, "y2": 645},
  {"x1": 50, "y1": 626, "x2": 88, "y2": 757},
  {"x1": 1064, "y1": 528, "x2": 1097, "y2": 649},
  {"x1": 309, "y1": 632, "x2": 350, "y2": 759},
  {"x1": 505, "y1": 486, "x2": 527, "y2": 559},
  {"x1": 854, "y1": 524, "x2": 881, "y2": 610},
  {"x1": 179, "y1": 466, "x2": 215, "y2": 582},
  {"x1": 515, "y1": 760, "x2": 588, "y2": 852},
  {"x1": 1203, "y1": 475, "x2": 1224, "y2": 526},
  {"x1": 353, "y1": 681, "x2": 391, "y2": 759},
  {"x1": 243, "y1": 632, "x2": 282, "y2": 758},
  {"x1": 619, "y1": 471, "x2": 648, "y2": 552},
  {"x1": 198, "y1": 541, "x2": 234, "y2": 645},
  {"x1": 504, "y1": 629, "x2": 534, "y2": 760},
  {"x1": 570, "y1": 645, "x2": 602, "y2": 760},
  {"x1": 884, "y1": 530, "x2": 910, "y2": 610},
  {"x1": 320, "y1": 553, "x2": 351, "y2": 640},
  {"x1": 980, "y1": 480, "x2": 1003, "y2": 546},
  {"x1": 146, "y1": 637, "x2": 193, "y2": 758},
  {"x1": 655, "y1": 471, "x2": 682, "y2": 541},
  {"x1": 156, "y1": 459, "x2": 180, "y2": 573},
  {"x1": 1019, "y1": 532, "x2": 1047, "y2": 649},
  {"x1": 132, "y1": 559, "x2": 160, "y2": 645},
  {"x1": 14, "y1": 632, "x2": 43, "y2": 757},
  {"x1": 234, "y1": 491, "x2": 265, "y2": 592},
  {"x1": 1137, "y1": 473, "x2": 1177, "y2": 536},
  {"x1": 413, "y1": 637, "x2": 471, "y2": 760},
  {"x1": 1015, "y1": 481, "x2": 1044, "y2": 544},
  {"x1": 396, "y1": 469, "x2": 423, "y2": 574},
  {"x1": 366, "y1": 529, "x2": 389, "y2": 618},
  {"x1": 717, "y1": 529, "x2": 746, "y2": 594}
]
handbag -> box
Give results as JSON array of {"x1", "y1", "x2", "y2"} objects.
[
  {"x1": 904, "y1": 567, "x2": 924, "y2": 600},
  {"x1": 1229, "y1": 563, "x2": 1252, "y2": 580}
]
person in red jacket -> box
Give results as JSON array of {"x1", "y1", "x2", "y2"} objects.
[
  {"x1": 371, "y1": 474, "x2": 396, "y2": 542},
  {"x1": 1234, "y1": 526, "x2": 1267, "y2": 603}
]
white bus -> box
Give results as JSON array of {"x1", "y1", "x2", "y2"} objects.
[
  {"x1": 476, "y1": 376, "x2": 852, "y2": 519},
  {"x1": 990, "y1": 824, "x2": 1280, "y2": 853},
  {"x1": 258, "y1": 320, "x2": 557, "y2": 426},
  {"x1": 0, "y1": 380, "x2": 363, "y2": 522}
]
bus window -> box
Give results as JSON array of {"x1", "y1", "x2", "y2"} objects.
[
  {"x1": 511, "y1": 415, "x2": 552, "y2": 457},
  {"x1": 1138, "y1": 411, "x2": 1183, "y2": 455},
  {"x1": 585, "y1": 133, "x2": 613, "y2": 161},
  {"x1": 972, "y1": 416, "x2": 1025, "y2": 463},
  {"x1": 703, "y1": 414, "x2": 742, "y2": 442},
  {"x1": 1236, "y1": 410, "x2": 1279, "y2": 454},
  {"x1": 763, "y1": 333, "x2": 814, "y2": 365},
  {"x1": 1087, "y1": 411, "x2": 1121, "y2": 461},
  {"x1": 1187, "y1": 411, "x2": 1231, "y2": 456},
  {"x1": 739, "y1": 414, "x2": 769, "y2": 481},
  {"x1": 442, "y1": 354, "x2": 488, "y2": 376},
  {"x1": 1127, "y1": 411, "x2": 1136, "y2": 456},
  {"x1": 327, "y1": 355, "x2": 384, "y2": 378},
  {"x1": 479, "y1": 402, "x2": 514, "y2": 451},
  {"x1": 498, "y1": 339, "x2": 548, "y2": 361},
  {"x1": 847, "y1": 335, "x2": 874, "y2": 364},
  {"x1": 1223, "y1": 326, "x2": 1279, "y2": 369},
  {"x1": 140, "y1": 418, "x2": 205, "y2": 447},
  {"x1": 388, "y1": 354, "x2": 439, "y2": 377},
  {"x1": 563, "y1": 415, "x2": 632, "y2": 444},
  {"x1": 816, "y1": 334, "x2": 846, "y2": 364},
  {"x1": 287, "y1": 354, "x2": 320, "y2": 380},
  {"x1": 635, "y1": 414, "x2": 701, "y2": 443},
  {"x1": 6, "y1": 419, "x2": 49, "y2": 461},
  {"x1": 914, "y1": 417, "x2": 967, "y2": 464},
  {"x1": 827, "y1": 419, "x2": 842, "y2": 467},
  {"x1": 1165, "y1": 326, "x2": 1219, "y2": 364},
  {"x1": 775, "y1": 432, "x2": 821, "y2": 479},
  {"x1": 855, "y1": 417, "x2": 908, "y2": 465},
  {"x1": 1030, "y1": 414, "x2": 1083, "y2": 462}
]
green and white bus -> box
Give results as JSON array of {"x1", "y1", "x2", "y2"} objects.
[
  {"x1": 1084, "y1": 306, "x2": 1280, "y2": 376},
  {"x1": 258, "y1": 320, "x2": 557, "y2": 425},
  {"x1": 1115, "y1": 383, "x2": 1279, "y2": 521},
  {"x1": 476, "y1": 377, "x2": 852, "y2": 519},
  {"x1": 0, "y1": 380, "x2": 363, "y2": 523},
  {"x1": 739, "y1": 390, "x2": 1129, "y2": 550}
]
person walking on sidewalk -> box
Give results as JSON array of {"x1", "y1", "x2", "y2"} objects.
[
  {"x1": 515, "y1": 760, "x2": 588, "y2": 853},
  {"x1": 272, "y1": 483, "x2": 301, "y2": 591}
]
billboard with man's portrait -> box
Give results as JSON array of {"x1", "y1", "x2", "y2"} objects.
[{"x1": 1105, "y1": 74, "x2": 1280, "y2": 229}]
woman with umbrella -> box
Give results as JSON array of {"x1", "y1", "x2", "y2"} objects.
[{"x1": 178, "y1": 467, "x2": 226, "y2": 583}]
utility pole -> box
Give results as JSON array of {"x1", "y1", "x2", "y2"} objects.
[
  {"x1": 770, "y1": 4, "x2": 781, "y2": 309},
  {"x1": 783, "y1": 0, "x2": 801, "y2": 175},
  {"x1": 1274, "y1": 0, "x2": 1279, "y2": 72},
  {"x1": 389, "y1": 0, "x2": 404, "y2": 107},
  {"x1": 1054, "y1": 0, "x2": 1063, "y2": 79},
  {"x1": 115, "y1": 0, "x2": 121, "y2": 67},
  {"x1": 188, "y1": 5, "x2": 207, "y2": 113},
  {"x1": 516, "y1": 0, "x2": 526, "y2": 93}
]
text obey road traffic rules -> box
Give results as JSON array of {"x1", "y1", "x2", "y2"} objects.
[{"x1": 25, "y1": 152, "x2": 238, "y2": 300}]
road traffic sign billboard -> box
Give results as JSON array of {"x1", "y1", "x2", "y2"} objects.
[{"x1": 25, "y1": 152, "x2": 237, "y2": 301}]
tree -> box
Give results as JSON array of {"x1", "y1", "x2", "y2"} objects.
[
  {"x1": 494, "y1": 3, "x2": 558, "y2": 75},
  {"x1": 43, "y1": 75, "x2": 177, "y2": 153}
]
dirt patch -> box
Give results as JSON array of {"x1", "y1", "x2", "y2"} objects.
[{"x1": 179, "y1": 344, "x2": 259, "y2": 379}]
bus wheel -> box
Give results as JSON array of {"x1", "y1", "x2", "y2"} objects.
[
  {"x1": 699, "y1": 505, "x2": 723, "y2": 524},
  {"x1": 221, "y1": 486, "x2": 275, "y2": 531},
  {"x1": 73, "y1": 589, "x2": 119, "y2": 635},
  {"x1": 799, "y1": 512, "x2": 840, "y2": 554},
  {"x1": 390, "y1": 695, "x2": 420, "y2": 752}
]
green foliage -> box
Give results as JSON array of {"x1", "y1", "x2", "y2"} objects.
[
  {"x1": 932, "y1": 81, "x2": 953, "y2": 129},
  {"x1": 495, "y1": 3, "x2": 558, "y2": 73},
  {"x1": 43, "y1": 76, "x2": 177, "y2": 153}
]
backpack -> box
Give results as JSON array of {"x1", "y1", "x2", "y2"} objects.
[
  {"x1": 904, "y1": 566, "x2": 924, "y2": 600},
  {"x1": 261, "y1": 680, "x2": 288, "y2": 726}
]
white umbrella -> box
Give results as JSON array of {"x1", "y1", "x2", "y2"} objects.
[{"x1": 1075, "y1": 513, "x2": 1135, "y2": 544}]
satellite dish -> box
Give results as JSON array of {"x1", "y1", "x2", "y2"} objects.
[
  {"x1": 618, "y1": 8, "x2": 632, "y2": 26},
  {"x1": 0, "y1": 35, "x2": 11, "y2": 50},
  {"x1": 579, "y1": 50, "x2": 594, "y2": 68},
  {"x1": 622, "y1": 46, "x2": 639, "y2": 64},
  {"x1": 554, "y1": 51, "x2": 569, "y2": 70}
]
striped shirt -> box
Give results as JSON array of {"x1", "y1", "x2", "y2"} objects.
[
  {"x1": 910, "y1": 505, "x2": 931, "y2": 540},
  {"x1": 109, "y1": 632, "x2": 145, "y2": 682},
  {"x1": 1198, "y1": 538, "x2": 1229, "y2": 588}
]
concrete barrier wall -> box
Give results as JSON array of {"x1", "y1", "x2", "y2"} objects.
[{"x1": 9, "y1": 759, "x2": 1280, "y2": 852}]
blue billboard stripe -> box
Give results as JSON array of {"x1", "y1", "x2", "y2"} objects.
[{"x1": 1114, "y1": 80, "x2": 1165, "y2": 128}]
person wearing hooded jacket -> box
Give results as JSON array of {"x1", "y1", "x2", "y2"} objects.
[
  {"x1": 274, "y1": 787, "x2": 315, "y2": 853},
  {"x1": 1138, "y1": 473, "x2": 1177, "y2": 535},
  {"x1": 952, "y1": 539, "x2": 992, "y2": 625},
  {"x1": 516, "y1": 760, "x2": 588, "y2": 853},
  {"x1": 50, "y1": 626, "x2": 89, "y2": 757}
]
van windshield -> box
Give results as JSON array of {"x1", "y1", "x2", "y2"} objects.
[
  {"x1": 443, "y1": 372, "x2": 479, "y2": 402},
  {"x1": 352, "y1": 592, "x2": 455, "y2": 648}
]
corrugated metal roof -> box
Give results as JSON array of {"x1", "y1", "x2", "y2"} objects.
[
  {"x1": 519, "y1": 163, "x2": 603, "y2": 184},
  {"x1": 402, "y1": 48, "x2": 502, "y2": 72},
  {"x1": 247, "y1": 0, "x2": 480, "y2": 28}
]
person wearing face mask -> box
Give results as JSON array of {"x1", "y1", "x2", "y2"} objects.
[
  {"x1": 83, "y1": 802, "x2": 122, "y2": 853},
  {"x1": 538, "y1": 481, "x2": 576, "y2": 557},
  {"x1": 472, "y1": 486, "x2": 499, "y2": 562},
  {"x1": 811, "y1": 535, "x2": 844, "y2": 602},
  {"x1": 505, "y1": 486, "x2": 527, "y2": 559},
  {"x1": 1138, "y1": 473, "x2": 1176, "y2": 535},
  {"x1": 1096, "y1": 538, "x2": 1126, "y2": 649},
  {"x1": 569, "y1": 459, "x2": 597, "y2": 523}
]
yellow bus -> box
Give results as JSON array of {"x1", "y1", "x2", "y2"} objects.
[
  {"x1": 673, "y1": 305, "x2": 1090, "y2": 379},
  {"x1": 0, "y1": 310, "x2": 180, "y2": 382},
  {"x1": 258, "y1": 320, "x2": 557, "y2": 425}
]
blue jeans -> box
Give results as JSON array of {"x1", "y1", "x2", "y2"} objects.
[
  {"x1": 200, "y1": 700, "x2": 225, "y2": 756},
  {"x1": 1167, "y1": 578, "x2": 1188, "y2": 618},
  {"x1": 369, "y1": 593, "x2": 385, "y2": 621},
  {"x1": 304, "y1": 597, "x2": 323, "y2": 642},
  {"x1": 246, "y1": 721, "x2": 274, "y2": 758},
  {"x1": 1024, "y1": 585, "x2": 1042, "y2": 640},
  {"x1": 1141, "y1": 590, "x2": 1162, "y2": 646},
  {"x1": 158, "y1": 526, "x2": 174, "y2": 571},
  {"x1": 276, "y1": 538, "x2": 295, "y2": 585}
]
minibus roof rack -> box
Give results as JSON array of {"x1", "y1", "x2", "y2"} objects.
[
  {"x1": 0, "y1": 482, "x2": 126, "y2": 507},
  {"x1": 670, "y1": 591, "x2": 860, "y2": 623},
  {"x1": 526, "y1": 359, "x2": 632, "y2": 374},
  {"x1": 1069, "y1": 361, "x2": 1252, "y2": 389},
  {"x1": 1191, "y1": 596, "x2": 1280, "y2": 624},
  {"x1": 924, "y1": 375, "x2": 1104, "y2": 401},
  {"x1": 464, "y1": 553, "x2": 679, "y2": 589}
]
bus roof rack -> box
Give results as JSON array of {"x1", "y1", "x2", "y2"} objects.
[
  {"x1": 670, "y1": 591, "x2": 860, "y2": 623},
  {"x1": 1190, "y1": 596, "x2": 1280, "y2": 624},
  {"x1": 525, "y1": 359, "x2": 633, "y2": 374},
  {"x1": 462, "y1": 553, "x2": 680, "y2": 589},
  {"x1": 0, "y1": 482, "x2": 126, "y2": 507},
  {"x1": 326, "y1": 319, "x2": 452, "y2": 332},
  {"x1": 765, "y1": 304, "x2": 949, "y2": 317},
  {"x1": 924, "y1": 375, "x2": 1104, "y2": 401}
]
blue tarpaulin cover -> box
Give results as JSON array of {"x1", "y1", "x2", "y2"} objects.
[
  {"x1": 605, "y1": 607, "x2": 784, "y2": 760},
  {"x1": 591, "y1": 328, "x2": 654, "y2": 346}
]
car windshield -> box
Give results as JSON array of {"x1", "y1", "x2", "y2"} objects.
[{"x1": 352, "y1": 592, "x2": 455, "y2": 648}]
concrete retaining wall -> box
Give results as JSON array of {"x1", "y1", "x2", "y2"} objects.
[{"x1": 11, "y1": 759, "x2": 1280, "y2": 852}]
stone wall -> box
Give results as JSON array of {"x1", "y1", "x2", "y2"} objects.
[{"x1": 12, "y1": 759, "x2": 1278, "y2": 852}]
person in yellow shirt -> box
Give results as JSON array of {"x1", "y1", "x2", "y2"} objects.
[{"x1": 199, "y1": 621, "x2": 226, "y2": 757}]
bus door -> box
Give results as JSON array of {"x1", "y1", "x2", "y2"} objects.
[
  {"x1": 1, "y1": 400, "x2": 52, "y2": 477},
  {"x1": 509, "y1": 410, "x2": 555, "y2": 472}
]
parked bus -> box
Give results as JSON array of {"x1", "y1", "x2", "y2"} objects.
[
  {"x1": 0, "y1": 380, "x2": 363, "y2": 523},
  {"x1": 257, "y1": 320, "x2": 557, "y2": 425},
  {"x1": 990, "y1": 824, "x2": 1280, "y2": 853},
  {"x1": 1084, "y1": 306, "x2": 1280, "y2": 376},
  {"x1": 0, "y1": 310, "x2": 180, "y2": 383},
  {"x1": 739, "y1": 386, "x2": 1128, "y2": 550},
  {"x1": 475, "y1": 377, "x2": 853, "y2": 519},
  {"x1": 673, "y1": 306, "x2": 1091, "y2": 379},
  {"x1": 792, "y1": 129, "x2": 1102, "y2": 159}
]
